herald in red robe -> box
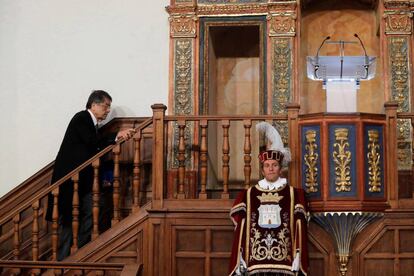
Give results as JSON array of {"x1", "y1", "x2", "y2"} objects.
[{"x1": 229, "y1": 184, "x2": 309, "y2": 276}]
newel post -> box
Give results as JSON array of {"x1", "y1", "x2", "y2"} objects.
[
  {"x1": 286, "y1": 103, "x2": 300, "y2": 188},
  {"x1": 384, "y1": 101, "x2": 399, "y2": 208},
  {"x1": 151, "y1": 104, "x2": 167, "y2": 209}
]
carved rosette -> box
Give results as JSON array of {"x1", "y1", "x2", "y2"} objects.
[
  {"x1": 333, "y1": 128, "x2": 352, "y2": 192},
  {"x1": 388, "y1": 37, "x2": 410, "y2": 112},
  {"x1": 384, "y1": 11, "x2": 412, "y2": 34},
  {"x1": 170, "y1": 14, "x2": 197, "y2": 38},
  {"x1": 271, "y1": 38, "x2": 292, "y2": 114},
  {"x1": 267, "y1": 12, "x2": 296, "y2": 37},
  {"x1": 397, "y1": 118, "x2": 412, "y2": 170},
  {"x1": 367, "y1": 130, "x2": 382, "y2": 192},
  {"x1": 304, "y1": 130, "x2": 319, "y2": 193}
]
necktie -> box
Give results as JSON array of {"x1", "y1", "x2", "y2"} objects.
[{"x1": 95, "y1": 124, "x2": 99, "y2": 133}]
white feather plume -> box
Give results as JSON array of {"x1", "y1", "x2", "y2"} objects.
[{"x1": 256, "y1": 122, "x2": 291, "y2": 165}]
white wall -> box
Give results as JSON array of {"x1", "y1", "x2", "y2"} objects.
[{"x1": 0, "y1": 0, "x2": 170, "y2": 197}]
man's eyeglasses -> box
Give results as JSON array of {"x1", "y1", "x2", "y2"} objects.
[{"x1": 98, "y1": 102, "x2": 111, "y2": 109}]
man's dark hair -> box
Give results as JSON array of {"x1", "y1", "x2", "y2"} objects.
[{"x1": 86, "y1": 90, "x2": 112, "y2": 109}]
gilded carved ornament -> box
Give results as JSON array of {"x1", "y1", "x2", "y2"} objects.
[
  {"x1": 170, "y1": 15, "x2": 197, "y2": 38},
  {"x1": 383, "y1": 0, "x2": 413, "y2": 9},
  {"x1": 267, "y1": 12, "x2": 296, "y2": 37},
  {"x1": 333, "y1": 128, "x2": 352, "y2": 192},
  {"x1": 196, "y1": 4, "x2": 268, "y2": 15},
  {"x1": 384, "y1": 11, "x2": 412, "y2": 34},
  {"x1": 304, "y1": 130, "x2": 319, "y2": 193},
  {"x1": 272, "y1": 39, "x2": 292, "y2": 114},
  {"x1": 367, "y1": 130, "x2": 382, "y2": 192}
]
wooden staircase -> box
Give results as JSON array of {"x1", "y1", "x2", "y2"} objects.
[{"x1": 1, "y1": 103, "x2": 414, "y2": 276}]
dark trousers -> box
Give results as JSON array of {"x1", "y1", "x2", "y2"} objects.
[{"x1": 57, "y1": 192, "x2": 92, "y2": 261}]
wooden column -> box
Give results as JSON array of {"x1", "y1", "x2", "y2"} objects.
[
  {"x1": 112, "y1": 144, "x2": 121, "y2": 225},
  {"x1": 12, "y1": 214, "x2": 21, "y2": 275},
  {"x1": 243, "y1": 119, "x2": 252, "y2": 189},
  {"x1": 221, "y1": 120, "x2": 230, "y2": 199},
  {"x1": 31, "y1": 200, "x2": 40, "y2": 275},
  {"x1": 151, "y1": 104, "x2": 167, "y2": 209},
  {"x1": 177, "y1": 120, "x2": 186, "y2": 199},
  {"x1": 92, "y1": 159, "x2": 100, "y2": 240},
  {"x1": 133, "y1": 131, "x2": 142, "y2": 212},
  {"x1": 71, "y1": 174, "x2": 79, "y2": 253},
  {"x1": 199, "y1": 120, "x2": 208, "y2": 199},
  {"x1": 51, "y1": 188, "x2": 59, "y2": 261},
  {"x1": 287, "y1": 103, "x2": 300, "y2": 188},
  {"x1": 385, "y1": 101, "x2": 399, "y2": 208}
]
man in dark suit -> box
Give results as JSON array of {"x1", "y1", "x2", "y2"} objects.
[{"x1": 45, "y1": 90, "x2": 135, "y2": 260}]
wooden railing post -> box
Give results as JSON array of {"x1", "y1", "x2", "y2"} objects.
[
  {"x1": 12, "y1": 214, "x2": 20, "y2": 259},
  {"x1": 385, "y1": 101, "x2": 399, "y2": 208},
  {"x1": 51, "y1": 187, "x2": 59, "y2": 261},
  {"x1": 199, "y1": 120, "x2": 208, "y2": 199},
  {"x1": 92, "y1": 159, "x2": 100, "y2": 240},
  {"x1": 151, "y1": 104, "x2": 167, "y2": 209},
  {"x1": 31, "y1": 200, "x2": 41, "y2": 275},
  {"x1": 133, "y1": 131, "x2": 142, "y2": 212},
  {"x1": 112, "y1": 144, "x2": 121, "y2": 225},
  {"x1": 286, "y1": 103, "x2": 300, "y2": 189},
  {"x1": 12, "y1": 214, "x2": 21, "y2": 275},
  {"x1": 221, "y1": 120, "x2": 230, "y2": 199},
  {"x1": 243, "y1": 119, "x2": 252, "y2": 189},
  {"x1": 177, "y1": 120, "x2": 186, "y2": 199},
  {"x1": 71, "y1": 173, "x2": 79, "y2": 253}
]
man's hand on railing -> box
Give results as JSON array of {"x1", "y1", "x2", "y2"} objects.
[{"x1": 116, "y1": 128, "x2": 136, "y2": 141}]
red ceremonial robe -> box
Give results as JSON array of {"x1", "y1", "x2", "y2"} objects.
[{"x1": 229, "y1": 183, "x2": 308, "y2": 276}]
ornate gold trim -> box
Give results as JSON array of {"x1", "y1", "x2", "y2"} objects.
[
  {"x1": 304, "y1": 130, "x2": 319, "y2": 193},
  {"x1": 197, "y1": 4, "x2": 268, "y2": 16},
  {"x1": 384, "y1": 11, "x2": 412, "y2": 34},
  {"x1": 272, "y1": 38, "x2": 292, "y2": 114},
  {"x1": 367, "y1": 130, "x2": 382, "y2": 192},
  {"x1": 383, "y1": 0, "x2": 413, "y2": 9},
  {"x1": 333, "y1": 128, "x2": 352, "y2": 192},
  {"x1": 267, "y1": 12, "x2": 296, "y2": 37},
  {"x1": 397, "y1": 119, "x2": 412, "y2": 170},
  {"x1": 388, "y1": 37, "x2": 410, "y2": 112},
  {"x1": 170, "y1": 14, "x2": 198, "y2": 38}
]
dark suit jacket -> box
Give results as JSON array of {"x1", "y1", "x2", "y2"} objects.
[{"x1": 45, "y1": 110, "x2": 116, "y2": 223}]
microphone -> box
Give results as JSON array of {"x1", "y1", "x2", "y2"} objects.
[
  {"x1": 314, "y1": 36, "x2": 330, "y2": 79},
  {"x1": 354, "y1": 33, "x2": 369, "y2": 77},
  {"x1": 354, "y1": 33, "x2": 367, "y2": 57},
  {"x1": 316, "y1": 36, "x2": 331, "y2": 58}
]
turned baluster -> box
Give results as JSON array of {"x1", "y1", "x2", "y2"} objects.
[
  {"x1": 11, "y1": 214, "x2": 21, "y2": 275},
  {"x1": 221, "y1": 120, "x2": 230, "y2": 199},
  {"x1": 92, "y1": 159, "x2": 100, "y2": 240},
  {"x1": 132, "y1": 131, "x2": 142, "y2": 212},
  {"x1": 31, "y1": 200, "x2": 41, "y2": 275},
  {"x1": 112, "y1": 144, "x2": 121, "y2": 225},
  {"x1": 71, "y1": 173, "x2": 80, "y2": 253},
  {"x1": 199, "y1": 120, "x2": 208, "y2": 199},
  {"x1": 243, "y1": 120, "x2": 252, "y2": 189},
  {"x1": 31, "y1": 200, "x2": 40, "y2": 260},
  {"x1": 13, "y1": 214, "x2": 20, "y2": 260},
  {"x1": 51, "y1": 187, "x2": 59, "y2": 261},
  {"x1": 177, "y1": 120, "x2": 186, "y2": 199}
]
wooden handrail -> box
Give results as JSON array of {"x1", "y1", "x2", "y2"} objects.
[
  {"x1": 0, "y1": 260, "x2": 125, "y2": 270},
  {"x1": 0, "y1": 117, "x2": 153, "y2": 226},
  {"x1": 164, "y1": 114, "x2": 288, "y2": 121}
]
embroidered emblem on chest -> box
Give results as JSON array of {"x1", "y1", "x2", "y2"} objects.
[{"x1": 257, "y1": 192, "x2": 284, "y2": 229}]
